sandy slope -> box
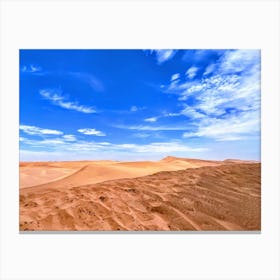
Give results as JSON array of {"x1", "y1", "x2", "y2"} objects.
[
  {"x1": 20, "y1": 161, "x2": 114, "y2": 188},
  {"x1": 20, "y1": 157, "x2": 222, "y2": 190},
  {"x1": 20, "y1": 167, "x2": 77, "y2": 188},
  {"x1": 19, "y1": 158, "x2": 261, "y2": 231}
]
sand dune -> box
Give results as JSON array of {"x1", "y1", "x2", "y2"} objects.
[
  {"x1": 20, "y1": 167, "x2": 78, "y2": 188},
  {"x1": 20, "y1": 157, "x2": 223, "y2": 191},
  {"x1": 19, "y1": 158, "x2": 261, "y2": 231}
]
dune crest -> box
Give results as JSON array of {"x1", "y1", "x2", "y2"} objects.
[{"x1": 20, "y1": 157, "x2": 223, "y2": 190}]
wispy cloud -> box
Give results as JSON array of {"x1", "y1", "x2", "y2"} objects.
[
  {"x1": 130, "y1": 106, "x2": 138, "y2": 112},
  {"x1": 171, "y1": 73, "x2": 180, "y2": 81},
  {"x1": 160, "y1": 49, "x2": 260, "y2": 141},
  {"x1": 20, "y1": 136, "x2": 207, "y2": 154},
  {"x1": 144, "y1": 117, "x2": 158, "y2": 123},
  {"x1": 185, "y1": 66, "x2": 198, "y2": 79},
  {"x1": 219, "y1": 49, "x2": 260, "y2": 74},
  {"x1": 21, "y1": 64, "x2": 104, "y2": 92},
  {"x1": 148, "y1": 49, "x2": 177, "y2": 65},
  {"x1": 203, "y1": 64, "x2": 216, "y2": 76},
  {"x1": 133, "y1": 132, "x2": 163, "y2": 139},
  {"x1": 130, "y1": 106, "x2": 146, "y2": 112},
  {"x1": 183, "y1": 110, "x2": 260, "y2": 141},
  {"x1": 21, "y1": 64, "x2": 42, "y2": 74},
  {"x1": 77, "y1": 128, "x2": 106, "y2": 136},
  {"x1": 69, "y1": 72, "x2": 104, "y2": 92},
  {"x1": 179, "y1": 106, "x2": 205, "y2": 119},
  {"x1": 62, "y1": 134, "x2": 77, "y2": 142},
  {"x1": 116, "y1": 142, "x2": 207, "y2": 153},
  {"x1": 40, "y1": 89, "x2": 96, "y2": 114},
  {"x1": 133, "y1": 133, "x2": 151, "y2": 138},
  {"x1": 114, "y1": 124, "x2": 188, "y2": 131},
  {"x1": 19, "y1": 125, "x2": 63, "y2": 136},
  {"x1": 19, "y1": 123, "x2": 207, "y2": 158}
]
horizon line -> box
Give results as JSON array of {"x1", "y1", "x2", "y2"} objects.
[{"x1": 19, "y1": 156, "x2": 261, "y2": 163}]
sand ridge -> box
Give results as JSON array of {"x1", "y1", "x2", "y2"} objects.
[
  {"x1": 19, "y1": 157, "x2": 261, "y2": 231},
  {"x1": 20, "y1": 157, "x2": 224, "y2": 191}
]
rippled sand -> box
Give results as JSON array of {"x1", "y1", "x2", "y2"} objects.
[{"x1": 19, "y1": 157, "x2": 260, "y2": 231}]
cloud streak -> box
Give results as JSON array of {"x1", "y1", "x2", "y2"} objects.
[
  {"x1": 21, "y1": 64, "x2": 42, "y2": 74},
  {"x1": 185, "y1": 66, "x2": 198, "y2": 79},
  {"x1": 115, "y1": 124, "x2": 188, "y2": 131},
  {"x1": 62, "y1": 134, "x2": 77, "y2": 141},
  {"x1": 78, "y1": 128, "x2": 106, "y2": 136},
  {"x1": 40, "y1": 89, "x2": 96, "y2": 114},
  {"x1": 19, "y1": 125, "x2": 63, "y2": 136},
  {"x1": 69, "y1": 72, "x2": 104, "y2": 92},
  {"x1": 20, "y1": 136, "x2": 207, "y2": 155},
  {"x1": 19, "y1": 122, "x2": 207, "y2": 158},
  {"x1": 148, "y1": 49, "x2": 177, "y2": 64},
  {"x1": 144, "y1": 117, "x2": 158, "y2": 123},
  {"x1": 130, "y1": 106, "x2": 146, "y2": 112}
]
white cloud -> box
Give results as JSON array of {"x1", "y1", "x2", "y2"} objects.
[
  {"x1": 19, "y1": 125, "x2": 63, "y2": 136},
  {"x1": 115, "y1": 124, "x2": 189, "y2": 131},
  {"x1": 39, "y1": 139, "x2": 66, "y2": 145},
  {"x1": 21, "y1": 64, "x2": 42, "y2": 73},
  {"x1": 159, "y1": 106, "x2": 205, "y2": 121},
  {"x1": 62, "y1": 134, "x2": 77, "y2": 142},
  {"x1": 20, "y1": 138, "x2": 207, "y2": 156},
  {"x1": 133, "y1": 133, "x2": 151, "y2": 138},
  {"x1": 144, "y1": 117, "x2": 158, "y2": 123},
  {"x1": 116, "y1": 142, "x2": 207, "y2": 153},
  {"x1": 203, "y1": 64, "x2": 216, "y2": 76},
  {"x1": 20, "y1": 138, "x2": 66, "y2": 146},
  {"x1": 20, "y1": 144, "x2": 207, "y2": 161},
  {"x1": 171, "y1": 73, "x2": 180, "y2": 81},
  {"x1": 185, "y1": 66, "x2": 198, "y2": 79},
  {"x1": 160, "y1": 49, "x2": 260, "y2": 142},
  {"x1": 215, "y1": 136, "x2": 244, "y2": 142},
  {"x1": 163, "y1": 112, "x2": 181, "y2": 117},
  {"x1": 40, "y1": 89, "x2": 96, "y2": 114},
  {"x1": 77, "y1": 128, "x2": 106, "y2": 136},
  {"x1": 180, "y1": 106, "x2": 205, "y2": 119},
  {"x1": 183, "y1": 110, "x2": 260, "y2": 141},
  {"x1": 130, "y1": 106, "x2": 146, "y2": 112},
  {"x1": 20, "y1": 123, "x2": 209, "y2": 160},
  {"x1": 219, "y1": 49, "x2": 260, "y2": 74},
  {"x1": 149, "y1": 49, "x2": 177, "y2": 64}
]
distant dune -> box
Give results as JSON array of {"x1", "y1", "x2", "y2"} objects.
[
  {"x1": 20, "y1": 157, "x2": 223, "y2": 190},
  {"x1": 19, "y1": 157, "x2": 261, "y2": 231}
]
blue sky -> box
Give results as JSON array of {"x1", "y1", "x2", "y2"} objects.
[{"x1": 20, "y1": 49, "x2": 260, "y2": 161}]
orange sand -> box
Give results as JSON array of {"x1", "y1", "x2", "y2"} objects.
[{"x1": 19, "y1": 157, "x2": 261, "y2": 231}]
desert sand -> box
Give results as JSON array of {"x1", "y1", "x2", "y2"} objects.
[{"x1": 19, "y1": 157, "x2": 261, "y2": 231}]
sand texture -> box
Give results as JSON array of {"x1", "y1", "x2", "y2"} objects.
[{"x1": 19, "y1": 157, "x2": 261, "y2": 231}]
